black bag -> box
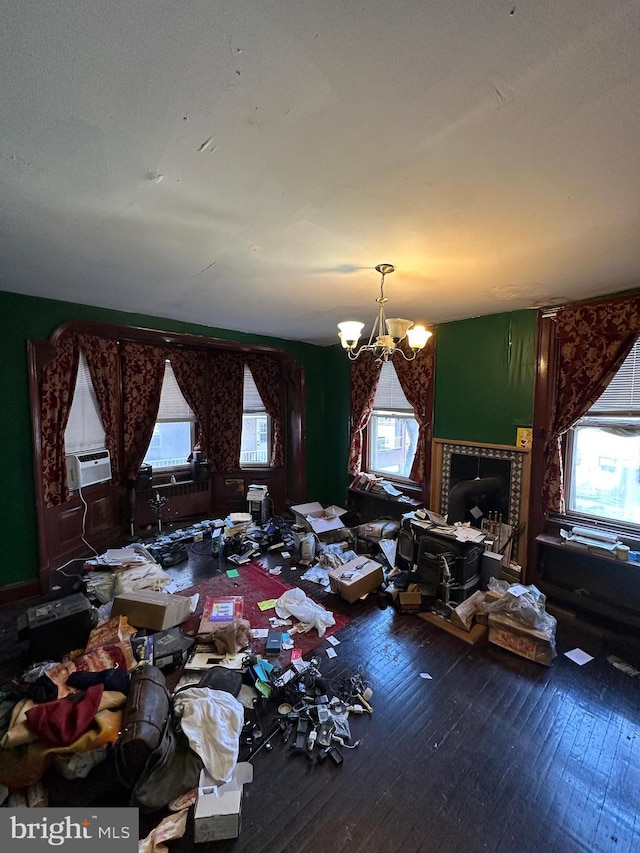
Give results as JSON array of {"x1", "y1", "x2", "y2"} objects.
[
  {"x1": 115, "y1": 665, "x2": 202, "y2": 811},
  {"x1": 115, "y1": 665, "x2": 171, "y2": 791},
  {"x1": 197, "y1": 665, "x2": 243, "y2": 697}
]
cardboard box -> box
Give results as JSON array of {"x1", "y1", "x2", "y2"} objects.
[
  {"x1": 291, "y1": 502, "x2": 348, "y2": 535},
  {"x1": 111, "y1": 590, "x2": 192, "y2": 631},
  {"x1": 194, "y1": 763, "x2": 253, "y2": 843},
  {"x1": 85, "y1": 615, "x2": 135, "y2": 651},
  {"x1": 328, "y1": 557, "x2": 384, "y2": 603},
  {"x1": 488, "y1": 612, "x2": 556, "y2": 666},
  {"x1": 398, "y1": 590, "x2": 422, "y2": 613}
]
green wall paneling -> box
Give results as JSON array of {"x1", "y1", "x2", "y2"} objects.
[
  {"x1": 0, "y1": 291, "x2": 339, "y2": 589},
  {"x1": 433, "y1": 310, "x2": 537, "y2": 446}
]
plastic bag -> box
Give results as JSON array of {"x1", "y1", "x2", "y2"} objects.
[
  {"x1": 481, "y1": 579, "x2": 548, "y2": 628},
  {"x1": 274, "y1": 588, "x2": 336, "y2": 637}
]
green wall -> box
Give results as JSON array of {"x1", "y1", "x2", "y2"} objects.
[
  {"x1": 0, "y1": 290, "x2": 346, "y2": 590},
  {"x1": 0, "y1": 291, "x2": 536, "y2": 591},
  {"x1": 433, "y1": 310, "x2": 537, "y2": 445}
]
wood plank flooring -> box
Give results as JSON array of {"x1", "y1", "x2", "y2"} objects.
[{"x1": 2, "y1": 546, "x2": 639, "y2": 852}]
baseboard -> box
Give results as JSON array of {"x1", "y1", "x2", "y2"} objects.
[{"x1": 0, "y1": 579, "x2": 42, "y2": 607}]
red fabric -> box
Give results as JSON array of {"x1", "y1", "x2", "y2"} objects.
[
  {"x1": 392, "y1": 338, "x2": 435, "y2": 483},
  {"x1": 170, "y1": 349, "x2": 209, "y2": 455},
  {"x1": 541, "y1": 296, "x2": 640, "y2": 513},
  {"x1": 347, "y1": 355, "x2": 382, "y2": 475},
  {"x1": 208, "y1": 351, "x2": 244, "y2": 471},
  {"x1": 179, "y1": 562, "x2": 350, "y2": 660},
  {"x1": 41, "y1": 331, "x2": 79, "y2": 507},
  {"x1": 246, "y1": 354, "x2": 285, "y2": 467},
  {"x1": 26, "y1": 684, "x2": 104, "y2": 746},
  {"x1": 79, "y1": 334, "x2": 120, "y2": 481},
  {"x1": 122, "y1": 342, "x2": 167, "y2": 481}
]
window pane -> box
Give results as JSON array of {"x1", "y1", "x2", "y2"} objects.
[
  {"x1": 569, "y1": 424, "x2": 640, "y2": 524},
  {"x1": 65, "y1": 352, "x2": 106, "y2": 454},
  {"x1": 143, "y1": 422, "x2": 193, "y2": 470},
  {"x1": 158, "y1": 361, "x2": 195, "y2": 421},
  {"x1": 240, "y1": 414, "x2": 269, "y2": 465},
  {"x1": 369, "y1": 412, "x2": 418, "y2": 479}
]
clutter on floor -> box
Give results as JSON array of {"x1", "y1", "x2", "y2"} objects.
[{"x1": 0, "y1": 497, "x2": 562, "y2": 842}]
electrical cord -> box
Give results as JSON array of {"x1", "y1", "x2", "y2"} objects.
[{"x1": 332, "y1": 666, "x2": 372, "y2": 705}]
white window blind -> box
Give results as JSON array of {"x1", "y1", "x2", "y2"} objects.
[
  {"x1": 244, "y1": 365, "x2": 266, "y2": 411},
  {"x1": 590, "y1": 338, "x2": 640, "y2": 413},
  {"x1": 157, "y1": 361, "x2": 196, "y2": 421},
  {"x1": 65, "y1": 351, "x2": 107, "y2": 454},
  {"x1": 372, "y1": 362, "x2": 413, "y2": 412}
]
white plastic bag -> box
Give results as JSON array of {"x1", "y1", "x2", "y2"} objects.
[{"x1": 274, "y1": 588, "x2": 336, "y2": 637}]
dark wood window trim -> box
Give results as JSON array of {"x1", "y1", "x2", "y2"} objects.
[{"x1": 29, "y1": 319, "x2": 306, "y2": 591}]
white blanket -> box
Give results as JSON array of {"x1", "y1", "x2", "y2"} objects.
[{"x1": 172, "y1": 687, "x2": 244, "y2": 784}]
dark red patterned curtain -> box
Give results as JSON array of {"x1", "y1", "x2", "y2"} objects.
[
  {"x1": 78, "y1": 335, "x2": 120, "y2": 482},
  {"x1": 41, "y1": 332, "x2": 79, "y2": 507},
  {"x1": 542, "y1": 296, "x2": 640, "y2": 513},
  {"x1": 169, "y1": 349, "x2": 209, "y2": 453},
  {"x1": 121, "y1": 342, "x2": 167, "y2": 481},
  {"x1": 347, "y1": 354, "x2": 382, "y2": 475},
  {"x1": 208, "y1": 351, "x2": 244, "y2": 471},
  {"x1": 246, "y1": 354, "x2": 285, "y2": 467},
  {"x1": 392, "y1": 339, "x2": 435, "y2": 483}
]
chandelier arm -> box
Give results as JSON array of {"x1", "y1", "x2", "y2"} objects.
[{"x1": 396, "y1": 347, "x2": 417, "y2": 361}]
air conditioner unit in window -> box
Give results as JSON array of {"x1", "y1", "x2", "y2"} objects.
[{"x1": 66, "y1": 449, "x2": 112, "y2": 490}]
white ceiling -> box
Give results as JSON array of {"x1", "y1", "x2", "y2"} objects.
[{"x1": 2, "y1": 1, "x2": 640, "y2": 345}]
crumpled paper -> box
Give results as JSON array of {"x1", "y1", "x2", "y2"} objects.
[{"x1": 138, "y1": 809, "x2": 188, "y2": 853}]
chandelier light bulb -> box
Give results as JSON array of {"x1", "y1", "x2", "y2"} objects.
[{"x1": 338, "y1": 264, "x2": 430, "y2": 361}]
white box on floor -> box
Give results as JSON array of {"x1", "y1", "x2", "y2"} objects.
[
  {"x1": 291, "y1": 501, "x2": 348, "y2": 534},
  {"x1": 194, "y1": 762, "x2": 253, "y2": 843}
]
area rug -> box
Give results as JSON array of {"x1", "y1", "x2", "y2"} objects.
[{"x1": 177, "y1": 562, "x2": 349, "y2": 659}]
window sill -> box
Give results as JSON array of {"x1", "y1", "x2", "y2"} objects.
[{"x1": 547, "y1": 513, "x2": 640, "y2": 552}]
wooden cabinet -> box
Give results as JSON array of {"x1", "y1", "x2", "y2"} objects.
[
  {"x1": 534, "y1": 534, "x2": 640, "y2": 628},
  {"x1": 347, "y1": 486, "x2": 423, "y2": 521}
]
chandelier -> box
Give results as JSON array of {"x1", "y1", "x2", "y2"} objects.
[{"x1": 338, "y1": 263, "x2": 431, "y2": 362}]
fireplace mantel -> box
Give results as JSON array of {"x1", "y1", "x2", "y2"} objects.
[{"x1": 430, "y1": 438, "x2": 531, "y2": 568}]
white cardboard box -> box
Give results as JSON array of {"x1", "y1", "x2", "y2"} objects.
[
  {"x1": 291, "y1": 502, "x2": 348, "y2": 534},
  {"x1": 194, "y1": 762, "x2": 254, "y2": 843}
]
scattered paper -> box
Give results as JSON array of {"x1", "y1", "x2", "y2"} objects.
[
  {"x1": 281, "y1": 551, "x2": 291, "y2": 559},
  {"x1": 281, "y1": 632, "x2": 294, "y2": 650},
  {"x1": 420, "y1": 672, "x2": 433, "y2": 680},
  {"x1": 258, "y1": 598, "x2": 277, "y2": 611},
  {"x1": 508, "y1": 584, "x2": 529, "y2": 597},
  {"x1": 225, "y1": 568, "x2": 239, "y2": 578},
  {"x1": 326, "y1": 635, "x2": 340, "y2": 646},
  {"x1": 564, "y1": 648, "x2": 594, "y2": 666},
  {"x1": 269, "y1": 566, "x2": 282, "y2": 575},
  {"x1": 326, "y1": 647, "x2": 338, "y2": 658},
  {"x1": 138, "y1": 808, "x2": 188, "y2": 853},
  {"x1": 252, "y1": 628, "x2": 269, "y2": 639}
]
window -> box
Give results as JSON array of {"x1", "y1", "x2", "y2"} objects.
[
  {"x1": 143, "y1": 361, "x2": 196, "y2": 470},
  {"x1": 65, "y1": 351, "x2": 106, "y2": 454},
  {"x1": 240, "y1": 366, "x2": 271, "y2": 466},
  {"x1": 567, "y1": 337, "x2": 640, "y2": 525},
  {"x1": 367, "y1": 361, "x2": 418, "y2": 480}
]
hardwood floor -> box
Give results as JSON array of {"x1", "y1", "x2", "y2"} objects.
[{"x1": 2, "y1": 543, "x2": 640, "y2": 853}]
